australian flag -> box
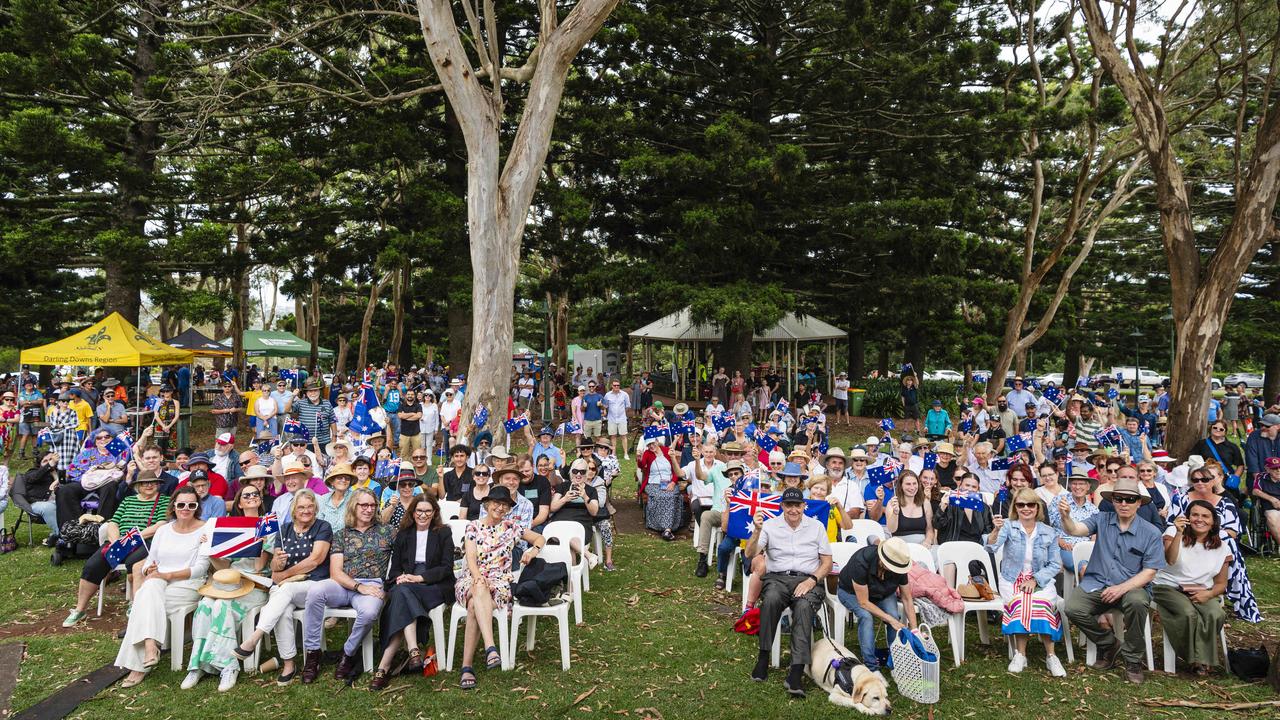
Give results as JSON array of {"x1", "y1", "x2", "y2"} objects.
[
  {"x1": 867, "y1": 466, "x2": 894, "y2": 487},
  {"x1": 256, "y1": 513, "x2": 280, "y2": 538},
  {"x1": 727, "y1": 489, "x2": 782, "y2": 540},
  {"x1": 991, "y1": 457, "x2": 1013, "y2": 470},
  {"x1": 1106, "y1": 387, "x2": 1119, "y2": 400},
  {"x1": 757, "y1": 434, "x2": 777, "y2": 452},
  {"x1": 255, "y1": 438, "x2": 277, "y2": 456},
  {"x1": 672, "y1": 419, "x2": 696, "y2": 437},
  {"x1": 348, "y1": 382, "x2": 382, "y2": 435},
  {"x1": 1094, "y1": 425, "x2": 1122, "y2": 448},
  {"x1": 804, "y1": 499, "x2": 831, "y2": 528},
  {"x1": 923, "y1": 452, "x2": 938, "y2": 470},
  {"x1": 959, "y1": 419, "x2": 975, "y2": 434},
  {"x1": 279, "y1": 369, "x2": 297, "y2": 381},
  {"x1": 775, "y1": 399, "x2": 790, "y2": 415},
  {"x1": 1005, "y1": 433, "x2": 1031, "y2": 453},
  {"x1": 642, "y1": 422, "x2": 671, "y2": 442},
  {"x1": 1042, "y1": 386, "x2": 1062, "y2": 404},
  {"x1": 206, "y1": 516, "x2": 265, "y2": 558},
  {"x1": 283, "y1": 418, "x2": 312, "y2": 441},
  {"x1": 743, "y1": 422, "x2": 758, "y2": 440},
  {"x1": 504, "y1": 413, "x2": 530, "y2": 433},
  {"x1": 103, "y1": 528, "x2": 144, "y2": 568},
  {"x1": 36, "y1": 427, "x2": 53, "y2": 446},
  {"x1": 711, "y1": 413, "x2": 735, "y2": 433},
  {"x1": 818, "y1": 436, "x2": 829, "y2": 454},
  {"x1": 473, "y1": 406, "x2": 489, "y2": 428},
  {"x1": 879, "y1": 418, "x2": 895, "y2": 432},
  {"x1": 949, "y1": 491, "x2": 986, "y2": 511},
  {"x1": 680, "y1": 410, "x2": 696, "y2": 422},
  {"x1": 105, "y1": 430, "x2": 132, "y2": 459},
  {"x1": 556, "y1": 421, "x2": 581, "y2": 436}
]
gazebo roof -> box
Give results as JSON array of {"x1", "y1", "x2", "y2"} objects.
[{"x1": 629, "y1": 309, "x2": 846, "y2": 343}]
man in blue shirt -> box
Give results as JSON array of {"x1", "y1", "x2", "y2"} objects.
[
  {"x1": 1005, "y1": 377, "x2": 1037, "y2": 419},
  {"x1": 1060, "y1": 477, "x2": 1165, "y2": 685},
  {"x1": 581, "y1": 380, "x2": 605, "y2": 439}
]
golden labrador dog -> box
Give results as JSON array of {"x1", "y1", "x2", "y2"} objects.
[{"x1": 808, "y1": 637, "x2": 892, "y2": 715}]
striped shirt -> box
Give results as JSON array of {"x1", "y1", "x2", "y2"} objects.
[
  {"x1": 293, "y1": 398, "x2": 335, "y2": 444},
  {"x1": 111, "y1": 494, "x2": 169, "y2": 532}
]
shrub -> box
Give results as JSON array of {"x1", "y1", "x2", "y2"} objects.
[{"x1": 852, "y1": 378, "x2": 962, "y2": 418}]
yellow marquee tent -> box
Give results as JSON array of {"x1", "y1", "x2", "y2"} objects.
[{"x1": 21, "y1": 312, "x2": 195, "y2": 366}]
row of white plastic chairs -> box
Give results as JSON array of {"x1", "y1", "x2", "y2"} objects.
[
  {"x1": 717, "y1": 530, "x2": 1229, "y2": 674},
  {"x1": 93, "y1": 517, "x2": 595, "y2": 676}
]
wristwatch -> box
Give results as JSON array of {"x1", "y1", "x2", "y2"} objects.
[{"x1": 806, "y1": 574, "x2": 817, "y2": 584}]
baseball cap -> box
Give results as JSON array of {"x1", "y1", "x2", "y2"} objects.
[
  {"x1": 1267, "y1": 457, "x2": 1280, "y2": 470},
  {"x1": 1262, "y1": 413, "x2": 1280, "y2": 428},
  {"x1": 780, "y1": 487, "x2": 805, "y2": 505}
]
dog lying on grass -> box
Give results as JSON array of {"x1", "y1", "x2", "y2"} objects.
[{"x1": 808, "y1": 637, "x2": 891, "y2": 715}]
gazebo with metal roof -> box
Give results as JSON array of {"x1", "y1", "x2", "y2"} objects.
[{"x1": 628, "y1": 308, "x2": 847, "y2": 399}]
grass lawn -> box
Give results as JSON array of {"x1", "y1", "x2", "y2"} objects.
[{"x1": 2, "y1": 420, "x2": 1278, "y2": 719}]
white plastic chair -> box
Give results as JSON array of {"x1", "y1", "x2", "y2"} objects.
[
  {"x1": 993, "y1": 545, "x2": 1074, "y2": 664},
  {"x1": 907, "y1": 543, "x2": 936, "y2": 572},
  {"x1": 935, "y1": 541, "x2": 1003, "y2": 666},
  {"x1": 1073, "y1": 542, "x2": 1153, "y2": 671},
  {"x1": 823, "y1": 542, "x2": 861, "y2": 648},
  {"x1": 690, "y1": 512, "x2": 702, "y2": 550},
  {"x1": 444, "y1": 602, "x2": 511, "y2": 672},
  {"x1": 769, "y1": 608, "x2": 793, "y2": 667},
  {"x1": 448, "y1": 518, "x2": 469, "y2": 550},
  {"x1": 848, "y1": 519, "x2": 885, "y2": 545},
  {"x1": 167, "y1": 601, "x2": 201, "y2": 671},
  {"x1": 542, "y1": 521, "x2": 587, "y2": 624},
  {"x1": 97, "y1": 572, "x2": 133, "y2": 617},
  {"x1": 510, "y1": 544, "x2": 574, "y2": 670},
  {"x1": 291, "y1": 606, "x2": 376, "y2": 674},
  {"x1": 1160, "y1": 612, "x2": 1230, "y2": 674},
  {"x1": 439, "y1": 500, "x2": 461, "y2": 521}
]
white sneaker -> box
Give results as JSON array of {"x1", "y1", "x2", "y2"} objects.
[
  {"x1": 1046, "y1": 654, "x2": 1067, "y2": 677},
  {"x1": 1007, "y1": 652, "x2": 1027, "y2": 673},
  {"x1": 217, "y1": 666, "x2": 239, "y2": 692},
  {"x1": 180, "y1": 670, "x2": 204, "y2": 690},
  {"x1": 584, "y1": 550, "x2": 600, "y2": 570}
]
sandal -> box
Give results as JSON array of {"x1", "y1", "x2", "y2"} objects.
[
  {"x1": 231, "y1": 644, "x2": 253, "y2": 661},
  {"x1": 484, "y1": 646, "x2": 502, "y2": 670},
  {"x1": 459, "y1": 666, "x2": 477, "y2": 689}
]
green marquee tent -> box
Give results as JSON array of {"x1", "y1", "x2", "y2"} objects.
[{"x1": 221, "y1": 329, "x2": 334, "y2": 359}]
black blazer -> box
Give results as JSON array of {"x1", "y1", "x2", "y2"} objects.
[{"x1": 387, "y1": 525, "x2": 456, "y2": 592}]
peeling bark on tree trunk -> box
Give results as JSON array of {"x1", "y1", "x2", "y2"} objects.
[
  {"x1": 335, "y1": 335, "x2": 349, "y2": 377},
  {"x1": 359, "y1": 271, "x2": 394, "y2": 372},
  {"x1": 548, "y1": 288, "x2": 570, "y2": 370},
  {"x1": 388, "y1": 263, "x2": 408, "y2": 365},
  {"x1": 415, "y1": 0, "x2": 620, "y2": 446},
  {"x1": 1083, "y1": 0, "x2": 1280, "y2": 458}
]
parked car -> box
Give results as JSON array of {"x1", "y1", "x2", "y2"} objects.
[
  {"x1": 1035, "y1": 372, "x2": 1064, "y2": 387},
  {"x1": 1109, "y1": 366, "x2": 1167, "y2": 388},
  {"x1": 925, "y1": 369, "x2": 964, "y2": 382},
  {"x1": 1223, "y1": 372, "x2": 1265, "y2": 389}
]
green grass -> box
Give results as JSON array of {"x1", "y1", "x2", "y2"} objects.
[{"x1": 3, "y1": 422, "x2": 1279, "y2": 719}]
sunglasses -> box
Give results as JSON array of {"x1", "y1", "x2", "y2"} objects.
[
  {"x1": 1111, "y1": 495, "x2": 1140, "y2": 504},
  {"x1": 1190, "y1": 476, "x2": 1212, "y2": 484},
  {"x1": 1014, "y1": 502, "x2": 1038, "y2": 509},
  {"x1": 241, "y1": 492, "x2": 261, "y2": 499},
  {"x1": 570, "y1": 469, "x2": 587, "y2": 475},
  {"x1": 412, "y1": 455, "x2": 426, "y2": 460},
  {"x1": 239, "y1": 460, "x2": 254, "y2": 466},
  {"x1": 473, "y1": 471, "x2": 491, "y2": 477},
  {"x1": 174, "y1": 502, "x2": 199, "y2": 510}
]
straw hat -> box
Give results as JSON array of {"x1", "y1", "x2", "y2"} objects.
[
  {"x1": 877, "y1": 537, "x2": 912, "y2": 574},
  {"x1": 934, "y1": 442, "x2": 957, "y2": 456},
  {"x1": 1100, "y1": 477, "x2": 1150, "y2": 505},
  {"x1": 325, "y1": 463, "x2": 356, "y2": 486},
  {"x1": 242, "y1": 465, "x2": 271, "y2": 480},
  {"x1": 199, "y1": 569, "x2": 256, "y2": 600},
  {"x1": 325, "y1": 438, "x2": 354, "y2": 457},
  {"x1": 281, "y1": 458, "x2": 309, "y2": 476}
]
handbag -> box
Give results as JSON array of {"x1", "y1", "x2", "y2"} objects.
[
  {"x1": 1228, "y1": 646, "x2": 1271, "y2": 681},
  {"x1": 734, "y1": 606, "x2": 761, "y2": 635},
  {"x1": 1204, "y1": 441, "x2": 1241, "y2": 491}
]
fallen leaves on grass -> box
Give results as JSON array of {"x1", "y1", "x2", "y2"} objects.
[{"x1": 1140, "y1": 699, "x2": 1280, "y2": 711}]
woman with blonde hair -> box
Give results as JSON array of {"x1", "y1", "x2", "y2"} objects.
[{"x1": 886, "y1": 470, "x2": 935, "y2": 545}]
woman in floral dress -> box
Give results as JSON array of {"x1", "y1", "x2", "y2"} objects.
[{"x1": 454, "y1": 485, "x2": 544, "y2": 689}]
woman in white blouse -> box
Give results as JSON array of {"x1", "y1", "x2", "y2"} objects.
[
  {"x1": 117, "y1": 486, "x2": 210, "y2": 687},
  {"x1": 419, "y1": 390, "x2": 441, "y2": 467},
  {"x1": 1152, "y1": 499, "x2": 1233, "y2": 675}
]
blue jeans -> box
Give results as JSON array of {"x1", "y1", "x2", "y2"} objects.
[
  {"x1": 716, "y1": 535, "x2": 739, "y2": 574},
  {"x1": 386, "y1": 414, "x2": 401, "y2": 444},
  {"x1": 30, "y1": 500, "x2": 59, "y2": 537},
  {"x1": 838, "y1": 588, "x2": 900, "y2": 669}
]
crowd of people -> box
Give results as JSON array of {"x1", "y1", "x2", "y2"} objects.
[{"x1": 1, "y1": 361, "x2": 1276, "y2": 702}]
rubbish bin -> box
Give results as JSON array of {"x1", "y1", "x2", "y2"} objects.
[{"x1": 850, "y1": 389, "x2": 866, "y2": 417}]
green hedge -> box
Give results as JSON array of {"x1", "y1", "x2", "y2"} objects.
[{"x1": 853, "y1": 378, "x2": 963, "y2": 418}]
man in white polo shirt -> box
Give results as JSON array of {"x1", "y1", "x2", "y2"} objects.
[{"x1": 746, "y1": 487, "x2": 832, "y2": 696}]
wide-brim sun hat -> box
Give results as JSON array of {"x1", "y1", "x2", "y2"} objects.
[
  {"x1": 199, "y1": 568, "x2": 256, "y2": 600},
  {"x1": 1100, "y1": 477, "x2": 1150, "y2": 504},
  {"x1": 878, "y1": 537, "x2": 912, "y2": 574}
]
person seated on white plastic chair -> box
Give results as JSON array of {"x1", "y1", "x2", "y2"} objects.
[
  {"x1": 741, "y1": 462, "x2": 810, "y2": 610},
  {"x1": 116, "y1": 487, "x2": 210, "y2": 688},
  {"x1": 836, "y1": 537, "x2": 918, "y2": 674},
  {"x1": 181, "y1": 485, "x2": 270, "y2": 692},
  {"x1": 1059, "y1": 476, "x2": 1165, "y2": 685},
  {"x1": 455, "y1": 486, "x2": 544, "y2": 690},
  {"x1": 984, "y1": 487, "x2": 1066, "y2": 677},
  {"x1": 748, "y1": 487, "x2": 832, "y2": 698},
  {"x1": 1152, "y1": 500, "x2": 1232, "y2": 677}
]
